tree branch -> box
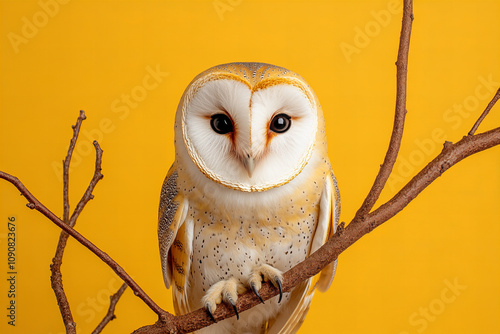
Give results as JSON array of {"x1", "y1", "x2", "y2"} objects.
[
  {"x1": 51, "y1": 110, "x2": 88, "y2": 334},
  {"x1": 132, "y1": 111, "x2": 500, "y2": 334},
  {"x1": 63, "y1": 110, "x2": 86, "y2": 224},
  {"x1": 66, "y1": 141, "x2": 104, "y2": 227},
  {"x1": 92, "y1": 283, "x2": 128, "y2": 334},
  {"x1": 0, "y1": 170, "x2": 170, "y2": 321},
  {"x1": 354, "y1": 0, "x2": 413, "y2": 220},
  {"x1": 132, "y1": 0, "x2": 500, "y2": 332}
]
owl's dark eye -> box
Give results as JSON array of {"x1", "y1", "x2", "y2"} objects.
[
  {"x1": 210, "y1": 114, "x2": 234, "y2": 134},
  {"x1": 270, "y1": 114, "x2": 292, "y2": 133}
]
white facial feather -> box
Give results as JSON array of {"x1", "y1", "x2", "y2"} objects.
[
  {"x1": 181, "y1": 78, "x2": 317, "y2": 193},
  {"x1": 184, "y1": 79, "x2": 251, "y2": 182},
  {"x1": 250, "y1": 84, "x2": 317, "y2": 185}
]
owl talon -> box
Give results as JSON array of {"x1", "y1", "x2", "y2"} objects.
[
  {"x1": 206, "y1": 305, "x2": 217, "y2": 323},
  {"x1": 248, "y1": 264, "x2": 284, "y2": 304},
  {"x1": 251, "y1": 282, "x2": 265, "y2": 304},
  {"x1": 228, "y1": 298, "x2": 240, "y2": 320},
  {"x1": 274, "y1": 277, "x2": 283, "y2": 303},
  {"x1": 202, "y1": 277, "x2": 245, "y2": 321}
]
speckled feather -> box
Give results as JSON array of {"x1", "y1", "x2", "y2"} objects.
[{"x1": 158, "y1": 63, "x2": 340, "y2": 334}]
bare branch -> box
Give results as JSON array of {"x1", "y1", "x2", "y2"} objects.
[
  {"x1": 52, "y1": 138, "x2": 104, "y2": 333},
  {"x1": 132, "y1": 0, "x2": 500, "y2": 332},
  {"x1": 132, "y1": 127, "x2": 500, "y2": 334},
  {"x1": 354, "y1": 0, "x2": 414, "y2": 220},
  {"x1": 0, "y1": 170, "x2": 169, "y2": 320},
  {"x1": 63, "y1": 110, "x2": 86, "y2": 223},
  {"x1": 68, "y1": 141, "x2": 104, "y2": 226},
  {"x1": 469, "y1": 87, "x2": 500, "y2": 135},
  {"x1": 92, "y1": 283, "x2": 128, "y2": 334},
  {"x1": 285, "y1": 129, "x2": 500, "y2": 297},
  {"x1": 52, "y1": 110, "x2": 87, "y2": 334}
]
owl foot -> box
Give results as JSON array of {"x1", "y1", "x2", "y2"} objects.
[
  {"x1": 248, "y1": 264, "x2": 284, "y2": 304},
  {"x1": 202, "y1": 276, "x2": 246, "y2": 322}
]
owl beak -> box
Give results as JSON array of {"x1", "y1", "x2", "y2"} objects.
[{"x1": 244, "y1": 156, "x2": 255, "y2": 178}]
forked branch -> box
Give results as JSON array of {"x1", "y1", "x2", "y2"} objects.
[
  {"x1": 51, "y1": 111, "x2": 88, "y2": 334},
  {"x1": 0, "y1": 170, "x2": 170, "y2": 322},
  {"x1": 354, "y1": 0, "x2": 413, "y2": 220},
  {"x1": 132, "y1": 126, "x2": 500, "y2": 334},
  {"x1": 132, "y1": 0, "x2": 500, "y2": 332},
  {"x1": 51, "y1": 110, "x2": 105, "y2": 334}
]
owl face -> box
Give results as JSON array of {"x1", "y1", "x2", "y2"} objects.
[{"x1": 177, "y1": 63, "x2": 320, "y2": 192}]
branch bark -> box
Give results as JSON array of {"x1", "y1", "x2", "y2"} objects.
[{"x1": 51, "y1": 111, "x2": 87, "y2": 334}]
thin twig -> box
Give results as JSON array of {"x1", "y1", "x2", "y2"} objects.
[
  {"x1": 92, "y1": 283, "x2": 128, "y2": 334},
  {"x1": 68, "y1": 140, "x2": 104, "y2": 226},
  {"x1": 63, "y1": 110, "x2": 86, "y2": 223},
  {"x1": 354, "y1": 0, "x2": 413, "y2": 220},
  {"x1": 51, "y1": 139, "x2": 104, "y2": 333},
  {"x1": 469, "y1": 87, "x2": 500, "y2": 135},
  {"x1": 51, "y1": 110, "x2": 87, "y2": 334},
  {"x1": 0, "y1": 170, "x2": 170, "y2": 321}
]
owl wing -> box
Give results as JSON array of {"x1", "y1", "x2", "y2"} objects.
[
  {"x1": 266, "y1": 171, "x2": 340, "y2": 334},
  {"x1": 158, "y1": 164, "x2": 192, "y2": 314},
  {"x1": 314, "y1": 170, "x2": 340, "y2": 292}
]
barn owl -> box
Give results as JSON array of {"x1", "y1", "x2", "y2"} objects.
[{"x1": 158, "y1": 62, "x2": 340, "y2": 334}]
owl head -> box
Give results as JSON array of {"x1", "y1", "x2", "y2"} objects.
[{"x1": 174, "y1": 62, "x2": 327, "y2": 193}]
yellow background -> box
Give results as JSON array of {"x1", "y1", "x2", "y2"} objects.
[{"x1": 1, "y1": 0, "x2": 499, "y2": 333}]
